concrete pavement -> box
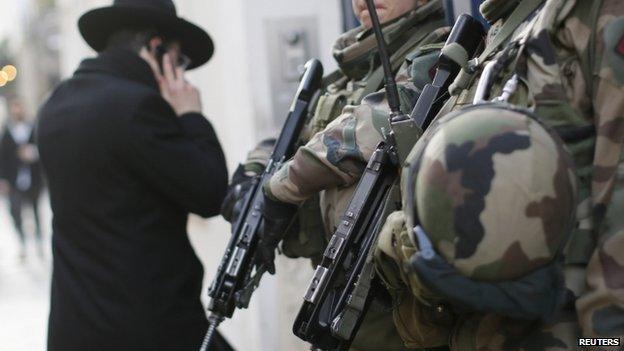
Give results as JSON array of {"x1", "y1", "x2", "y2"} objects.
[
  {"x1": 0, "y1": 196, "x2": 312, "y2": 351},
  {"x1": 0, "y1": 194, "x2": 51, "y2": 351}
]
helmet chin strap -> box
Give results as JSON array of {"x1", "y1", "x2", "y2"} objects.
[{"x1": 407, "y1": 248, "x2": 571, "y2": 322}]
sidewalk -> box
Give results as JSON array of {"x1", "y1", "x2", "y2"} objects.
[
  {"x1": 0, "y1": 197, "x2": 312, "y2": 351},
  {"x1": 0, "y1": 195, "x2": 52, "y2": 351}
]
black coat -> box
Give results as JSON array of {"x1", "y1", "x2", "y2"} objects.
[
  {"x1": 37, "y1": 49, "x2": 230, "y2": 351},
  {"x1": 0, "y1": 123, "x2": 43, "y2": 194}
]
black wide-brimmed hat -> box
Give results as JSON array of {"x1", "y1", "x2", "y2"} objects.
[{"x1": 78, "y1": 0, "x2": 213, "y2": 69}]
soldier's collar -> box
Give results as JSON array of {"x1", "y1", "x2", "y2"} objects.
[{"x1": 332, "y1": 0, "x2": 444, "y2": 80}]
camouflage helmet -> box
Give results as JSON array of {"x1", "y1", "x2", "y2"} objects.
[{"x1": 403, "y1": 104, "x2": 578, "y2": 282}]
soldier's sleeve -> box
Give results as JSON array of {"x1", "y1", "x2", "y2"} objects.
[
  {"x1": 575, "y1": 0, "x2": 624, "y2": 339},
  {"x1": 265, "y1": 48, "x2": 442, "y2": 204},
  {"x1": 264, "y1": 94, "x2": 391, "y2": 204}
]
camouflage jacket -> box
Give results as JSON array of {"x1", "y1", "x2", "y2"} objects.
[
  {"x1": 260, "y1": 5, "x2": 450, "y2": 351},
  {"x1": 242, "y1": 0, "x2": 447, "y2": 175},
  {"x1": 264, "y1": 26, "x2": 450, "y2": 236},
  {"x1": 380, "y1": 0, "x2": 624, "y2": 350}
]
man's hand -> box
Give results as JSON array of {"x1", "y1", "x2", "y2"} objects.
[
  {"x1": 17, "y1": 144, "x2": 39, "y2": 164},
  {"x1": 140, "y1": 49, "x2": 202, "y2": 116}
]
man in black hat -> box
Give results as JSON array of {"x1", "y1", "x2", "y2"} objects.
[
  {"x1": 37, "y1": 1, "x2": 232, "y2": 350},
  {"x1": 0, "y1": 97, "x2": 44, "y2": 260}
]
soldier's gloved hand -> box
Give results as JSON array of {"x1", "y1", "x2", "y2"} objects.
[
  {"x1": 254, "y1": 195, "x2": 297, "y2": 275},
  {"x1": 408, "y1": 251, "x2": 571, "y2": 322},
  {"x1": 221, "y1": 164, "x2": 255, "y2": 224}
]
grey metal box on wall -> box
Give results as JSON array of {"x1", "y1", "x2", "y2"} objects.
[{"x1": 265, "y1": 16, "x2": 320, "y2": 129}]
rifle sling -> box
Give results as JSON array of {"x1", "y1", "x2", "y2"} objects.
[
  {"x1": 472, "y1": 0, "x2": 545, "y2": 68},
  {"x1": 362, "y1": 18, "x2": 447, "y2": 99}
]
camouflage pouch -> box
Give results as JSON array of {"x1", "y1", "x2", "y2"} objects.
[
  {"x1": 374, "y1": 211, "x2": 454, "y2": 349},
  {"x1": 449, "y1": 307, "x2": 580, "y2": 351},
  {"x1": 307, "y1": 77, "x2": 352, "y2": 137},
  {"x1": 350, "y1": 299, "x2": 415, "y2": 351},
  {"x1": 392, "y1": 289, "x2": 455, "y2": 349}
]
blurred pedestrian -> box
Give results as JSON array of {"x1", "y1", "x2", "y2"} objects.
[
  {"x1": 36, "y1": 0, "x2": 231, "y2": 350},
  {"x1": 0, "y1": 97, "x2": 44, "y2": 260}
]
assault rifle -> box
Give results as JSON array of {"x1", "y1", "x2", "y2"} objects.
[
  {"x1": 292, "y1": 6, "x2": 485, "y2": 350},
  {"x1": 200, "y1": 59, "x2": 323, "y2": 351}
]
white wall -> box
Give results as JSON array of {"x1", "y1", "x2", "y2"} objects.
[
  {"x1": 0, "y1": 1, "x2": 28, "y2": 49},
  {"x1": 55, "y1": 1, "x2": 343, "y2": 350}
]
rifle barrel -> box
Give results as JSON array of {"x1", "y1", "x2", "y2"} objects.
[{"x1": 199, "y1": 314, "x2": 224, "y2": 351}]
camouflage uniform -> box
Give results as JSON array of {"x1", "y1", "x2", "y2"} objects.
[
  {"x1": 264, "y1": 8, "x2": 448, "y2": 231},
  {"x1": 266, "y1": 34, "x2": 447, "y2": 351},
  {"x1": 222, "y1": 2, "x2": 449, "y2": 350},
  {"x1": 240, "y1": 0, "x2": 447, "y2": 178},
  {"x1": 233, "y1": 0, "x2": 448, "y2": 264},
  {"x1": 378, "y1": 0, "x2": 624, "y2": 349},
  {"x1": 260, "y1": 3, "x2": 450, "y2": 350}
]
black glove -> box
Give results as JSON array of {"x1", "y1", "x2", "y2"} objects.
[
  {"x1": 254, "y1": 194, "x2": 297, "y2": 274},
  {"x1": 221, "y1": 164, "x2": 255, "y2": 223}
]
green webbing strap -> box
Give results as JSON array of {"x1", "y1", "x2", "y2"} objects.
[
  {"x1": 450, "y1": 0, "x2": 544, "y2": 95},
  {"x1": 313, "y1": 18, "x2": 446, "y2": 135},
  {"x1": 471, "y1": 0, "x2": 545, "y2": 69},
  {"x1": 361, "y1": 66, "x2": 386, "y2": 100},
  {"x1": 390, "y1": 19, "x2": 447, "y2": 70},
  {"x1": 322, "y1": 69, "x2": 346, "y2": 89},
  {"x1": 586, "y1": 0, "x2": 604, "y2": 100},
  {"x1": 310, "y1": 70, "x2": 349, "y2": 135},
  {"x1": 361, "y1": 18, "x2": 447, "y2": 99},
  {"x1": 311, "y1": 90, "x2": 348, "y2": 134},
  {"x1": 315, "y1": 28, "x2": 429, "y2": 130},
  {"x1": 442, "y1": 42, "x2": 470, "y2": 69}
]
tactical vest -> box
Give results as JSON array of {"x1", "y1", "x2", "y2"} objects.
[
  {"x1": 307, "y1": 1, "x2": 447, "y2": 138},
  {"x1": 375, "y1": 0, "x2": 605, "y2": 349},
  {"x1": 282, "y1": 2, "x2": 447, "y2": 264}
]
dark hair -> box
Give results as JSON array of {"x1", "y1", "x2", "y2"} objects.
[{"x1": 105, "y1": 28, "x2": 163, "y2": 52}]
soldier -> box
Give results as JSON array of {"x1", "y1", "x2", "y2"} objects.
[
  {"x1": 223, "y1": 0, "x2": 448, "y2": 242},
  {"x1": 259, "y1": 0, "x2": 449, "y2": 261},
  {"x1": 375, "y1": 0, "x2": 624, "y2": 349},
  {"x1": 222, "y1": 1, "x2": 451, "y2": 350}
]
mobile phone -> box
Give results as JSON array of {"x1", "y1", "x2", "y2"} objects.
[{"x1": 154, "y1": 44, "x2": 167, "y2": 74}]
